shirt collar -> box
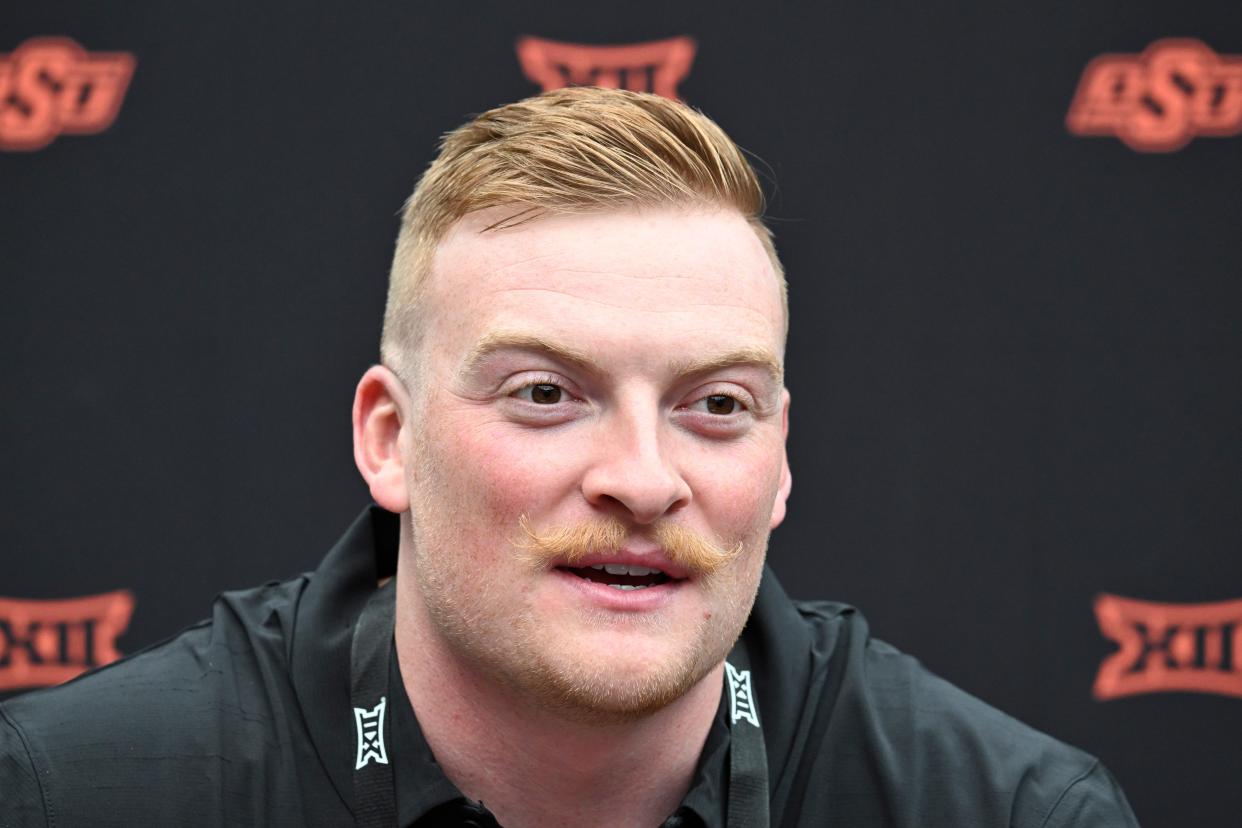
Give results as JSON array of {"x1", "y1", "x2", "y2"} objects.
[
  {"x1": 388, "y1": 639, "x2": 731, "y2": 828},
  {"x1": 290, "y1": 505, "x2": 401, "y2": 814},
  {"x1": 676, "y1": 697, "x2": 730, "y2": 828},
  {"x1": 388, "y1": 646, "x2": 469, "y2": 824}
]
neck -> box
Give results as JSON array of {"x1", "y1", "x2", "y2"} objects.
[{"x1": 394, "y1": 571, "x2": 723, "y2": 828}]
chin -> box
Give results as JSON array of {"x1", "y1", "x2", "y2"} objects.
[{"x1": 515, "y1": 640, "x2": 723, "y2": 726}]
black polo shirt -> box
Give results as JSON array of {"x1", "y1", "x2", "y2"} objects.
[{"x1": 0, "y1": 506, "x2": 1139, "y2": 826}]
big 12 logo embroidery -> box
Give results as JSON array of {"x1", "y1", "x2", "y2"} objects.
[
  {"x1": 1066, "y1": 38, "x2": 1242, "y2": 152},
  {"x1": 516, "y1": 36, "x2": 696, "y2": 101},
  {"x1": 1093, "y1": 594, "x2": 1242, "y2": 700},
  {"x1": 0, "y1": 37, "x2": 136, "y2": 152}
]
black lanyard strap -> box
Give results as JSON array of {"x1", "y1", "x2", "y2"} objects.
[
  {"x1": 348, "y1": 581, "x2": 769, "y2": 828},
  {"x1": 350, "y1": 579, "x2": 398, "y2": 828},
  {"x1": 725, "y1": 639, "x2": 770, "y2": 828}
]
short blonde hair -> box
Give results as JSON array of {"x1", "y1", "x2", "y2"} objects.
[{"x1": 381, "y1": 86, "x2": 784, "y2": 370}]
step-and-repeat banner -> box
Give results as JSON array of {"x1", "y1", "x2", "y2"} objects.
[{"x1": 3, "y1": 3, "x2": 1240, "y2": 824}]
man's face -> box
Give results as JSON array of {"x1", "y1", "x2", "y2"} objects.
[{"x1": 399, "y1": 206, "x2": 790, "y2": 718}]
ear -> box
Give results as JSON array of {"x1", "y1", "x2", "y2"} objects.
[
  {"x1": 352, "y1": 365, "x2": 412, "y2": 513},
  {"x1": 769, "y1": 388, "x2": 792, "y2": 529}
]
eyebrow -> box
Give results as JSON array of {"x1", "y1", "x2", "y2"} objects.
[
  {"x1": 670, "y1": 347, "x2": 784, "y2": 385},
  {"x1": 460, "y1": 331, "x2": 594, "y2": 377},
  {"x1": 461, "y1": 331, "x2": 783, "y2": 384}
]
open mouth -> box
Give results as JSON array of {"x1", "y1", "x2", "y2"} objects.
[{"x1": 558, "y1": 563, "x2": 673, "y2": 591}]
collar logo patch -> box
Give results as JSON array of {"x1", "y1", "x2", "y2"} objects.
[
  {"x1": 0, "y1": 591, "x2": 134, "y2": 692},
  {"x1": 1066, "y1": 38, "x2": 1242, "y2": 152},
  {"x1": 726, "y1": 661, "x2": 760, "y2": 727},
  {"x1": 1093, "y1": 594, "x2": 1242, "y2": 700},
  {"x1": 0, "y1": 37, "x2": 136, "y2": 152},
  {"x1": 516, "y1": 36, "x2": 696, "y2": 101},
  {"x1": 353, "y1": 696, "x2": 389, "y2": 768}
]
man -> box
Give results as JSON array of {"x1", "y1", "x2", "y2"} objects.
[{"x1": 0, "y1": 88, "x2": 1138, "y2": 826}]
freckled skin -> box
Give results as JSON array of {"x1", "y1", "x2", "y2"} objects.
[{"x1": 396, "y1": 206, "x2": 791, "y2": 719}]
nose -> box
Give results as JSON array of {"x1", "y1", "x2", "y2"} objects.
[{"x1": 580, "y1": 405, "x2": 691, "y2": 524}]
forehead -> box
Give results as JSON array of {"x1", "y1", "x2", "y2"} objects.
[{"x1": 421, "y1": 206, "x2": 785, "y2": 369}]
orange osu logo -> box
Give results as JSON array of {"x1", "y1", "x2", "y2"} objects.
[
  {"x1": 1093, "y1": 594, "x2": 1242, "y2": 700},
  {"x1": 1066, "y1": 38, "x2": 1242, "y2": 152},
  {"x1": 516, "y1": 36, "x2": 696, "y2": 101},
  {"x1": 0, "y1": 37, "x2": 136, "y2": 152},
  {"x1": 0, "y1": 591, "x2": 134, "y2": 692}
]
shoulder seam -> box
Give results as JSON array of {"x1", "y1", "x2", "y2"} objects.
[
  {"x1": 0, "y1": 705, "x2": 53, "y2": 827},
  {"x1": 1037, "y1": 758, "x2": 1101, "y2": 828}
]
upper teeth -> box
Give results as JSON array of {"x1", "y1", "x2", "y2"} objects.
[{"x1": 591, "y1": 563, "x2": 661, "y2": 576}]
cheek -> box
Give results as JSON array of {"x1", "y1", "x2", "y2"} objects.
[
  {"x1": 685, "y1": 440, "x2": 785, "y2": 537},
  {"x1": 422, "y1": 411, "x2": 587, "y2": 526}
]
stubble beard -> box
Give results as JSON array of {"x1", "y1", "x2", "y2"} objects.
[
  {"x1": 406, "y1": 501, "x2": 767, "y2": 726},
  {"x1": 412, "y1": 529, "x2": 762, "y2": 724}
]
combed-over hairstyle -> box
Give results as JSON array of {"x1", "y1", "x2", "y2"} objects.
[{"x1": 380, "y1": 86, "x2": 784, "y2": 371}]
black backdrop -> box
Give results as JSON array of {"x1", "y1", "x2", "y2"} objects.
[{"x1": 4, "y1": 2, "x2": 1242, "y2": 825}]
